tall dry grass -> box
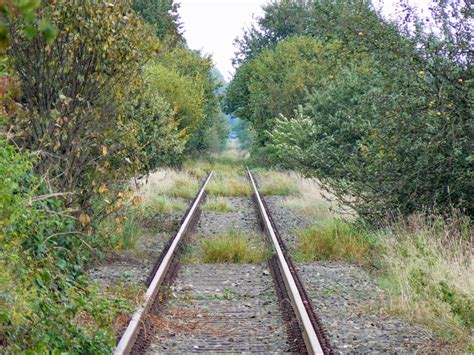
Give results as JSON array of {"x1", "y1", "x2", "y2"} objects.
[
  {"x1": 376, "y1": 214, "x2": 473, "y2": 350},
  {"x1": 135, "y1": 168, "x2": 200, "y2": 202}
]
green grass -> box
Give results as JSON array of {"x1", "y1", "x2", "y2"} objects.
[
  {"x1": 206, "y1": 175, "x2": 251, "y2": 197},
  {"x1": 144, "y1": 195, "x2": 187, "y2": 214},
  {"x1": 293, "y1": 214, "x2": 473, "y2": 352},
  {"x1": 184, "y1": 155, "x2": 247, "y2": 178},
  {"x1": 374, "y1": 215, "x2": 474, "y2": 351},
  {"x1": 200, "y1": 230, "x2": 270, "y2": 263},
  {"x1": 258, "y1": 171, "x2": 300, "y2": 196},
  {"x1": 118, "y1": 217, "x2": 141, "y2": 250},
  {"x1": 167, "y1": 176, "x2": 200, "y2": 199},
  {"x1": 294, "y1": 219, "x2": 372, "y2": 266},
  {"x1": 202, "y1": 196, "x2": 234, "y2": 212}
]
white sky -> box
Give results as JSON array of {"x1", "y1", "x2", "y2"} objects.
[{"x1": 179, "y1": 0, "x2": 432, "y2": 81}]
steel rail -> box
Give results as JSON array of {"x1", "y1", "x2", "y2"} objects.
[
  {"x1": 114, "y1": 172, "x2": 213, "y2": 355},
  {"x1": 247, "y1": 168, "x2": 324, "y2": 355}
]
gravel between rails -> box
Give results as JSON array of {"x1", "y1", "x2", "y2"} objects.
[
  {"x1": 88, "y1": 211, "x2": 185, "y2": 288},
  {"x1": 262, "y1": 194, "x2": 435, "y2": 353},
  {"x1": 146, "y1": 196, "x2": 292, "y2": 353}
]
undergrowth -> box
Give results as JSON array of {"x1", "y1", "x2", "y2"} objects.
[
  {"x1": 295, "y1": 219, "x2": 373, "y2": 266},
  {"x1": 199, "y1": 230, "x2": 270, "y2": 263},
  {"x1": 206, "y1": 175, "x2": 251, "y2": 197},
  {"x1": 257, "y1": 171, "x2": 300, "y2": 196},
  {"x1": 202, "y1": 196, "x2": 234, "y2": 212},
  {"x1": 375, "y1": 215, "x2": 473, "y2": 351}
]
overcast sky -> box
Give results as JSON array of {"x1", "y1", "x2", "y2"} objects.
[{"x1": 179, "y1": 0, "x2": 432, "y2": 81}]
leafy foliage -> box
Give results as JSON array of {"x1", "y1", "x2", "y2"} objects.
[
  {"x1": 0, "y1": 0, "x2": 227, "y2": 352},
  {"x1": 6, "y1": 0, "x2": 156, "y2": 212},
  {"x1": 0, "y1": 142, "x2": 129, "y2": 352},
  {"x1": 228, "y1": 0, "x2": 473, "y2": 220},
  {"x1": 132, "y1": 0, "x2": 183, "y2": 43}
]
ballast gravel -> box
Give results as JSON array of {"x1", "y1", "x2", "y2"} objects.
[
  {"x1": 262, "y1": 194, "x2": 435, "y2": 353},
  {"x1": 146, "y1": 195, "x2": 292, "y2": 353},
  {"x1": 197, "y1": 196, "x2": 260, "y2": 235},
  {"x1": 87, "y1": 211, "x2": 184, "y2": 288}
]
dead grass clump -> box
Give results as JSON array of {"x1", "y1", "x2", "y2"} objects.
[
  {"x1": 200, "y1": 230, "x2": 270, "y2": 264},
  {"x1": 202, "y1": 196, "x2": 234, "y2": 212},
  {"x1": 295, "y1": 219, "x2": 372, "y2": 265},
  {"x1": 376, "y1": 214, "x2": 473, "y2": 351}
]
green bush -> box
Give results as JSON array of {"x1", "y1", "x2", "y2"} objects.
[
  {"x1": 0, "y1": 141, "x2": 128, "y2": 352},
  {"x1": 242, "y1": 1, "x2": 473, "y2": 221}
]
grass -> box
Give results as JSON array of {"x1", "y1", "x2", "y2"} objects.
[
  {"x1": 135, "y1": 169, "x2": 199, "y2": 201},
  {"x1": 374, "y1": 214, "x2": 473, "y2": 351},
  {"x1": 142, "y1": 195, "x2": 187, "y2": 214},
  {"x1": 283, "y1": 174, "x2": 353, "y2": 222},
  {"x1": 202, "y1": 196, "x2": 234, "y2": 212},
  {"x1": 199, "y1": 230, "x2": 270, "y2": 264},
  {"x1": 117, "y1": 217, "x2": 141, "y2": 250},
  {"x1": 184, "y1": 153, "x2": 247, "y2": 178},
  {"x1": 206, "y1": 175, "x2": 251, "y2": 197},
  {"x1": 293, "y1": 213, "x2": 473, "y2": 352},
  {"x1": 257, "y1": 171, "x2": 300, "y2": 196},
  {"x1": 295, "y1": 219, "x2": 373, "y2": 266}
]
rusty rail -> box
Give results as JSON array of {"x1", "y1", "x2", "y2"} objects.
[
  {"x1": 247, "y1": 168, "x2": 332, "y2": 355},
  {"x1": 114, "y1": 172, "x2": 213, "y2": 355}
]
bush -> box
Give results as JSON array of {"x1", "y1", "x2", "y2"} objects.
[
  {"x1": 6, "y1": 0, "x2": 156, "y2": 213},
  {"x1": 0, "y1": 141, "x2": 128, "y2": 352}
]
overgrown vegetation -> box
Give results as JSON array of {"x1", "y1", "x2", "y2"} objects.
[
  {"x1": 1, "y1": 0, "x2": 472, "y2": 352},
  {"x1": 206, "y1": 175, "x2": 251, "y2": 197},
  {"x1": 199, "y1": 230, "x2": 270, "y2": 264},
  {"x1": 295, "y1": 220, "x2": 372, "y2": 266},
  {"x1": 375, "y1": 215, "x2": 473, "y2": 349},
  {"x1": 0, "y1": 0, "x2": 229, "y2": 351},
  {"x1": 202, "y1": 196, "x2": 234, "y2": 212},
  {"x1": 226, "y1": 0, "x2": 473, "y2": 221},
  {"x1": 257, "y1": 171, "x2": 300, "y2": 196}
]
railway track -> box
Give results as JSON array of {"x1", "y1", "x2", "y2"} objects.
[{"x1": 114, "y1": 169, "x2": 332, "y2": 355}]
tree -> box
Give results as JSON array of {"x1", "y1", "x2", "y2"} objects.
[
  {"x1": 5, "y1": 0, "x2": 156, "y2": 211},
  {"x1": 132, "y1": 0, "x2": 183, "y2": 43}
]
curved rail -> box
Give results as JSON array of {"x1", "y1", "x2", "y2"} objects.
[
  {"x1": 114, "y1": 172, "x2": 213, "y2": 355},
  {"x1": 247, "y1": 169, "x2": 326, "y2": 355}
]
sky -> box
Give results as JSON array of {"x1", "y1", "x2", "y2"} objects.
[{"x1": 179, "y1": 0, "x2": 432, "y2": 81}]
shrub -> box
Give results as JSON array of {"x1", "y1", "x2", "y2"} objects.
[
  {"x1": 0, "y1": 141, "x2": 128, "y2": 352},
  {"x1": 5, "y1": 0, "x2": 155, "y2": 213}
]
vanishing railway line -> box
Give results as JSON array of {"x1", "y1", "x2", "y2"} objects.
[{"x1": 114, "y1": 170, "x2": 333, "y2": 355}]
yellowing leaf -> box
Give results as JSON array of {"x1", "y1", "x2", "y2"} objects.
[
  {"x1": 79, "y1": 213, "x2": 91, "y2": 226},
  {"x1": 98, "y1": 184, "x2": 108, "y2": 194},
  {"x1": 132, "y1": 196, "x2": 141, "y2": 206}
]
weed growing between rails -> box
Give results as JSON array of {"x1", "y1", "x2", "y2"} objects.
[
  {"x1": 250, "y1": 169, "x2": 472, "y2": 351},
  {"x1": 202, "y1": 196, "x2": 234, "y2": 212},
  {"x1": 192, "y1": 230, "x2": 271, "y2": 264}
]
